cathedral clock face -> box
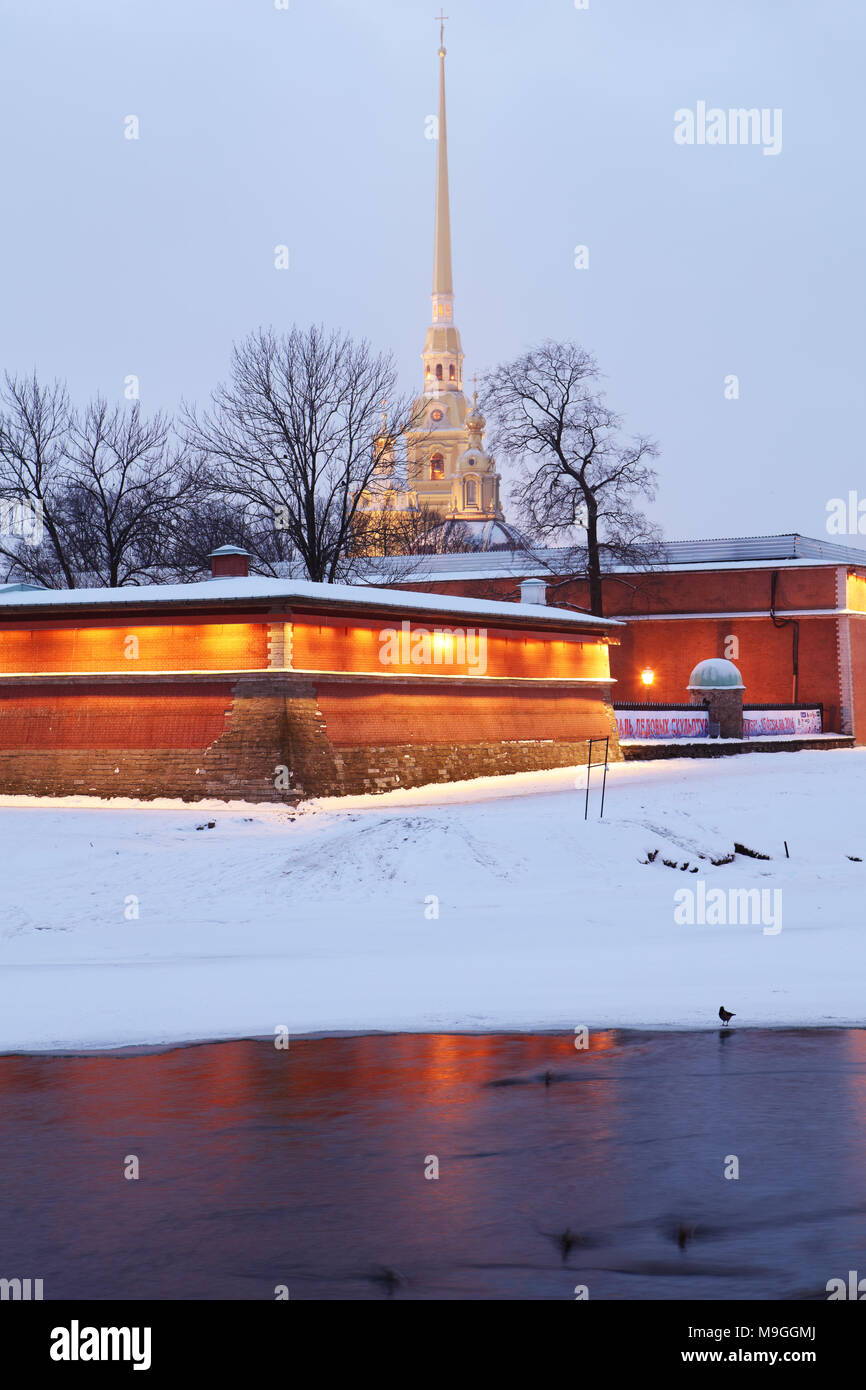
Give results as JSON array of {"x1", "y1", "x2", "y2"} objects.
[{"x1": 430, "y1": 408, "x2": 444, "y2": 422}]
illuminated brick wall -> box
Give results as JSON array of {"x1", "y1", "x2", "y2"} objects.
[
  {"x1": 847, "y1": 619, "x2": 866, "y2": 741},
  {"x1": 0, "y1": 623, "x2": 269, "y2": 673},
  {"x1": 847, "y1": 573, "x2": 866, "y2": 613},
  {"x1": 291, "y1": 613, "x2": 610, "y2": 680},
  {"x1": 0, "y1": 599, "x2": 622, "y2": 799}
]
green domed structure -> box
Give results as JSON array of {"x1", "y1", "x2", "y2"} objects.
[{"x1": 687, "y1": 658, "x2": 745, "y2": 691}]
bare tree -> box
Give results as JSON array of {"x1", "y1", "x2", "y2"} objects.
[
  {"x1": 0, "y1": 373, "x2": 205, "y2": 588},
  {"x1": 483, "y1": 341, "x2": 663, "y2": 616},
  {"x1": 183, "y1": 325, "x2": 425, "y2": 584},
  {"x1": 63, "y1": 399, "x2": 203, "y2": 587},
  {"x1": 165, "y1": 492, "x2": 299, "y2": 581},
  {"x1": 0, "y1": 371, "x2": 77, "y2": 586}
]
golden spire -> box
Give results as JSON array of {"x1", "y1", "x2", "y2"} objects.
[
  {"x1": 420, "y1": 13, "x2": 462, "y2": 394},
  {"x1": 432, "y1": 11, "x2": 453, "y2": 304}
]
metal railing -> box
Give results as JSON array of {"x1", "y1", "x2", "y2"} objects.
[{"x1": 585, "y1": 736, "x2": 610, "y2": 820}]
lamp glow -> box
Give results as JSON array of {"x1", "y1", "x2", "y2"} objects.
[{"x1": 640, "y1": 666, "x2": 655, "y2": 686}]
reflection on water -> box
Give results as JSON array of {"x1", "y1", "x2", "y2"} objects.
[{"x1": 1, "y1": 1029, "x2": 865, "y2": 1300}]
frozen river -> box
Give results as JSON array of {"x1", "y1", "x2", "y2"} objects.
[{"x1": 1, "y1": 1029, "x2": 863, "y2": 1299}]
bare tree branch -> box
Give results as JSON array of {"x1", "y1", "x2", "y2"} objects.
[
  {"x1": 483, "y1": 341, "x2": 663, "y2": 615},
  {"x1": 0, "y1": 371, "x2": 77, "y2": 586},
  {"x1": 183, "y1": 325, "x2": 425, "y2": 584}
]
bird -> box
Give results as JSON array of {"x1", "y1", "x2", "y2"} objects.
[
  {"x1": 556, "y1": 1228, "x2": 580, "y2": 1261},
  {"x1": 719, "y1": 1005, "x2": 735, "y2": 1026},
  {"x1": 369, "y1": 1266, "x2": 404, "y2": 1296},
  {"x1": 676, "y1": 1222, "x2": 696, "y2": 1250}
]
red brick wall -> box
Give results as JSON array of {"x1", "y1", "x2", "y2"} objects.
[
  {"x1": 291, "y1": 613, "x2": 610, "y2": 680},
  {"x1": 0, "y1": 674, "x2": 621, "y2": 801},
  {"x1": 393, "y1": 566, "x2": 840, "y2": 617},
  {"x1": 611, "y1": 616, "x2": 841, "y2": 723},
  {"x1": 602, "y1": 566, "x2": 838, "y2": 617},
  {"x1": 0, "y1": 623, "x2": 268, "y2": 672},
  {"x1": 315, "y1": 682, "x2": 615, "y2": 746},
  {"x1": 0, "y1": 683, "x2": 233, "y2": 749}
]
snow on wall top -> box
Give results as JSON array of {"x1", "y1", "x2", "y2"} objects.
[{"x1": 0, "y1": 574, "x2": 621, "y2": 629}]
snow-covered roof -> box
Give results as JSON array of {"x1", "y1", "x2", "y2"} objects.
[
  {"x1": 0, "y1": 574, "x2": 621, "y2": 629},
  {"x1": 360, "y1": 534, "x2": 866, "y2": 583}
]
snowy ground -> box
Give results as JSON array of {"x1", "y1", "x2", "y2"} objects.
[{"x1": 0, "y1": 749, "x2": 864, "y2": 1051}]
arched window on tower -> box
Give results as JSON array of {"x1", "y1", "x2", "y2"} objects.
[
  {"x1": 449, "y1": 364, "x2": 456, "y2": 381},
  {"x1": 435, "y1": 364, "x2": 443, "y2": 380},
  {"x1": 430, "y1": 454, "x2": 445, "y2": 480},
  {"x1": 465, "y1": 478, "x2": 478, "y2": 507}
]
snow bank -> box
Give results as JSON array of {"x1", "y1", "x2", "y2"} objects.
[{"x1": 0, "y1": 750, "x2": 864, "y2": 1050}]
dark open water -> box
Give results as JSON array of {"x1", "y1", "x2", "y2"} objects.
[{"x1": 1, "y1": 1030, "x2": 865, "y2": 1300}]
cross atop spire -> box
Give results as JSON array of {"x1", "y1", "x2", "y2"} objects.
[{"x1": 436, "y1": 10, "x2": 448, "y2": 52}]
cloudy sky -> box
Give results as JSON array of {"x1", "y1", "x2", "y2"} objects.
[{"x1": 2, "y1": 0, "x2": 864, "y2": 543}]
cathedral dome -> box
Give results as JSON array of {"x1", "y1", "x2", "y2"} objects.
[{"x1": 429, "y1": 518, "x2": 532, "y2": 552}]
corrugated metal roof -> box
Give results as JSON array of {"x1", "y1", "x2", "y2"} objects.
[
  {"x1": 659, "y1": 534, "x2": 866, "y2": 564},
  {"x1": 361, "y1": 534, "x2": 866, "y2": 583}
]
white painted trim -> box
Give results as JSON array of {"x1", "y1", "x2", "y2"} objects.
[
  {"x1": 836, "y1": 567, "x2": 855, "y2": 735},
  {"x1": 0, "y1": 667, "x2": 616, "y2": 684},
  {"x1": 0, "y1": 668, "x2": 271, "y2": 678},
  {"x1": 617, "y1": 609, "x2": 866, "y2": 622},
  {"x1": 285, "y1": 669, "x2": 617, "y2": 684}
]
